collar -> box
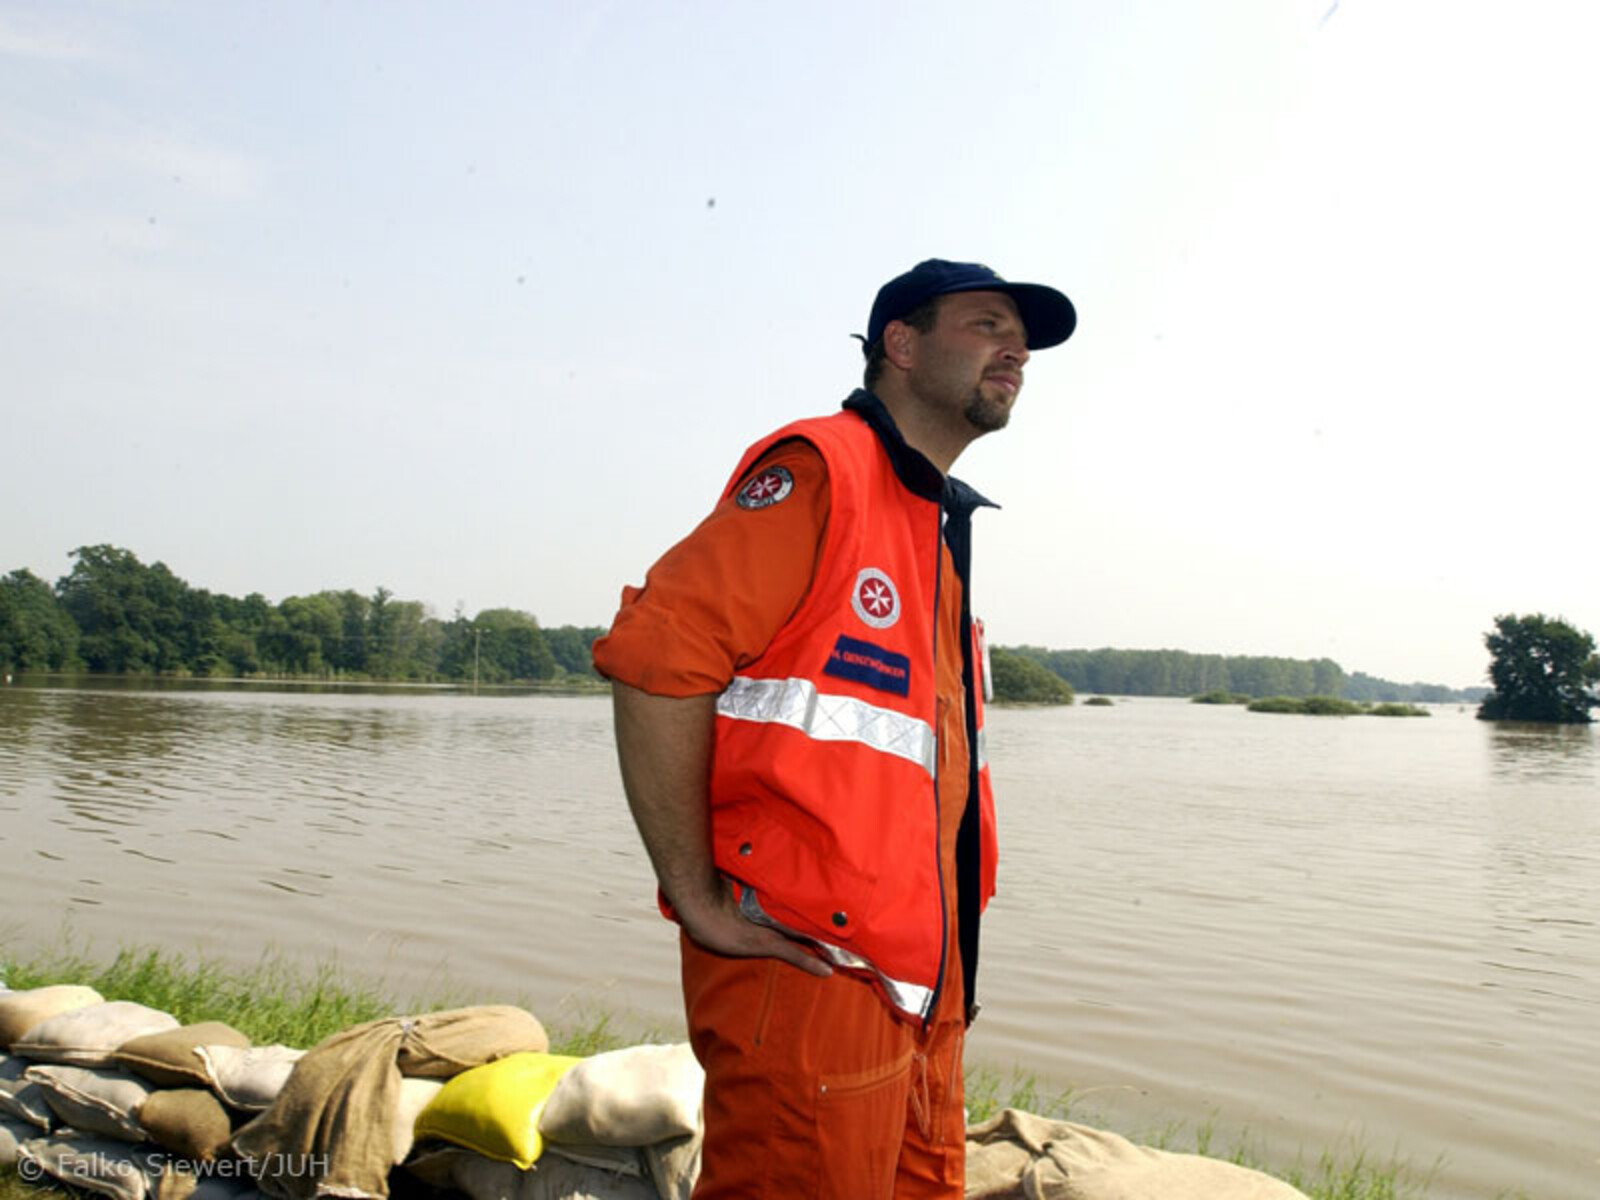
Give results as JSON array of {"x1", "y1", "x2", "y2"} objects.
[{"x1": 842, "y1": 389, "x2": 999, "y2": 518}]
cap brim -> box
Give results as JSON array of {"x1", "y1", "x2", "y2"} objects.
[{"x1": 945, "y1": 280, "x2": 1077, "y2": 349}]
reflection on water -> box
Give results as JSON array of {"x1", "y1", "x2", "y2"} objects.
[
  {"x1": 1, "y1": 685, "x2": 1597, "y2": 1200},
  {"x1": 1486, "y1": 719, "x2": 1598, "y2": 784}
]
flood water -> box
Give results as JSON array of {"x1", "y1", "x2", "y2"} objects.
[{"x1": 0, "y1": 682, "x2": 1595, "y2": 1199}]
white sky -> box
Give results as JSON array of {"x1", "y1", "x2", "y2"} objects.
[{"x1": 3, "y1": 1, "x2": 1596, "y2": 689}]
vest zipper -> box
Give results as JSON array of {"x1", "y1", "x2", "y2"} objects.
[{"x1": 925, "y1": 505, "x2": 949, "y2": 1032}]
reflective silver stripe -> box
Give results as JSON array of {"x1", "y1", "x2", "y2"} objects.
[
  {"x1": 717, "y1": 675, "x2": 936, "y2": 778},
  {"x1": 975, "y1": 726, "x2": 989, "y2": 771},
  {"x1": 739, "y1": 890, "x2": 935, "y2": 1021}
]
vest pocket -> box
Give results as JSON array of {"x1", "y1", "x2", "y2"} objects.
[{"x1": 713, "y1": 800, "x2": 880, "y2": 944}]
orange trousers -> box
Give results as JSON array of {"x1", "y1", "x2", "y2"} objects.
[{"x1": 681, "y1": 932, "x2": 966, "y2": 1199}]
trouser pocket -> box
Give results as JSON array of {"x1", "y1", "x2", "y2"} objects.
[{"x1": 815, "y1": 1048, "x2": 914, "y2": 1200}]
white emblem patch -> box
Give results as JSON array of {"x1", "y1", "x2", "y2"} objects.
[
  {"x1": 736, "y1": 466, "x2": 793, "y2": 510},
  {"x1": 851, "y1": 567, "x2": 901, "y2": 630}
]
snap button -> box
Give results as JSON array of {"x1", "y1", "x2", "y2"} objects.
[
  {"x1": 831, "y1": 911, "x2": 847, "y2": 927},
  {"x1": 738, "y1": 842, "x2": 753, "y2": 856}
]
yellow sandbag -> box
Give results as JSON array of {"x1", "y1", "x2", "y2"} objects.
[{"x1": 412, "y1": 1051, "x2": 582, "y2": 1169}]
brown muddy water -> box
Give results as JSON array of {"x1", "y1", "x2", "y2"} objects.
[{"x1": 0, "y1": 682, "x2": 1595, "y2": 1199}]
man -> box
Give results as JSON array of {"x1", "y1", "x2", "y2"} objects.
[{"x1": 593, "y1": 259, "x2": 1076, "y2": 1198}]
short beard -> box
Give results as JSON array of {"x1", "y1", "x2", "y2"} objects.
[{"x1": 963, "y1": 388, "x2": 1012, "y2": 433}]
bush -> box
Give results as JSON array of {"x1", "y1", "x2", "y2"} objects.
[
  {"x1": 1191, "y1": 690, "x2": 1251, "y2": 705},
  {"x1": 1369, "y1": 703, "x2": 1429, "y2": 717},
  {"x1": 1300, "y1": 695, "x2": 1365, "y2": 716},
  {"x1": 1084, "y1": 696, "x2": 1114, "y2": 707}
]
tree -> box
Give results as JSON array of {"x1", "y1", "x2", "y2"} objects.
[
  {"x1": 56, "y1": 545, "x2": 177, "y2": 672},
  {"x1": 0, "y1": 569, "x2": 80, "y2": 672},
  {"x1": 1477, "y1": 613, "x2": 1599, "y2": 724},
  {"x1": 989, "y1": 647, "x2": 1074, "y2": 704},
  {"x1": 543, "y1": 625, "x2": 604, "y2": 678}
]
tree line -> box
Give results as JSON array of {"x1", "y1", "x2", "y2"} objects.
[
  {"x1": 0, "y1": 545, "x2": 602, "y2": 685},
  {"x1": 999, "y1": 645, "x2": 1485, "y2": 704},
  {"x1": 6, "y1": 543, "x2": 1532, "y2": 710}
]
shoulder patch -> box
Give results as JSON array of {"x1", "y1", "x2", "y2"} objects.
[{"x1": 735, "y1": 465, "x2": 794, "y2": 510}]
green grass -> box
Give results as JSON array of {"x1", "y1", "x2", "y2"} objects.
[
  {"x1": 1192, "y1": 690, "x2": 1253, "y2": 705},
  {"x1": 0, "y1": 944, "x2": 1444, "y2": 1200},
  {"x1": 0, "y1": 944, "x2": 628, "y2": 1056}
]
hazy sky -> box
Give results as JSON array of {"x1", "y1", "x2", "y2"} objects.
[{"x1": 4, "y1": 1, "x2": 1596, "y2": 689}]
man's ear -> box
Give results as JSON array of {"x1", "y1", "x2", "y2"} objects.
[{"x1": 883, "y1": 319, "x2": 917, "y2": 371}]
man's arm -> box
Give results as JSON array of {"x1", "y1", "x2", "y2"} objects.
[{"x1": 611, "y1": 680, "x2": 832, "y2": 977}]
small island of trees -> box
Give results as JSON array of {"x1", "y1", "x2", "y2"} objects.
[{"x1": 1477, "y1": 613, "x2": 1599, "y2": 724}]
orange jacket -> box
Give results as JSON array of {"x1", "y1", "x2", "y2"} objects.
[{"x1": 708, "y1": 393, "x2": 998, "y2": 1024}]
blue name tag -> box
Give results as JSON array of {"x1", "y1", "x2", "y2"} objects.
[{"x1": 823, "y1": 634, "x2": 912, "y2": 697}]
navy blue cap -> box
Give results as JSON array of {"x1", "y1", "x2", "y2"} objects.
[{"x1": 865, "y1": 259, "x2": 1076, "y2": 352}]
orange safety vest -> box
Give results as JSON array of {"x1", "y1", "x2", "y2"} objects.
[{"x1": 708, "y1": 393, "x2": 998, "y2": 1024}]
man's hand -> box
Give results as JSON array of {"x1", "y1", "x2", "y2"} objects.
[
  {"x1": 675, "y1": 875, "x2": 833, "y2": 979},
  {"x1": 611, "y1": 682, "x2": 832, "y2": 979}
]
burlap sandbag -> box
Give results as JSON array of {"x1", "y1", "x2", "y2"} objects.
[
  {"x1": 0, "y1": 985, "x2": 105, "y2": 1049},
  {"x1": 140, "y1": 1088, "x2": 236, "y2": 1162},
  {"x1": 18, "y1": 1131, "x2": 162, "y2": 1200},
  {"x1": 196, "y1": 1044, "x2": 305, "y2": 1112},
  {"x1": 232, "y1": 1004, "x2": 546, "y2": 1200},
  {"x1": 445, "y1": 1148, "x2": 656, "y2": 1200},
  {"x1": 1, "y1": 1113, "x2": 37, "y2": 1167},
  {"x1": 963, "y1": 1109, "x2": 1311, "y2": 1200},
  {"x1": 12, "y1": 1001, "x2": 179, "y2": 1067},
  {"x1": 641, "y1": 1132, "x2": 700, "y2": 1200},
  {"x1": 116, "y1": 1023, "x2": 252, "y2": 1089},
  {"x1": 26, "y1": 1064, "x2": 153, "y2": 1142},
  {"x1": 390, "y1": 1077, "x2": 443, "y2": 1165},
  {"x1": 0, "y1": 1053, "x2": 54, "y2": 1129},
  {"x1": 537, "y1": 1044, "x2": 702, "y2": 1147},
  {"x1": 156, "y1": 1174, "x2": 261, "y2": 1200}
]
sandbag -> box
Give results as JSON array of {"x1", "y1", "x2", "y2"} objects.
[
  {"x1": 194, "y1": 1044, "x2": 305, "y2": 1112},
  {"x1": 26, "y1": 1064, "x2": 153, "y2": 1142},
  {"x1": 391, "y1": 1076, "x2": 444, "y2": 1165},
  {"x1": 963, "y1": 1108, "x2": 1311, "y2": 1200},
  {"x1": 115, "y1": 1022, "x2": 252, "y2": 1089},
  {"x1": 641, "y1": 1132, "x2": 700, "y2": 1200},
  {"x1": 12, "y1": 1001, "x2": 180, "y2": 1067},
  {"x1": 140, "y1": 1088, "x2": 236, "y2": 1162},
  {"x1": 538, "y1": 1044, "x2": 702, "y2": 1148},
  {"x1": 0, "y1": 1053, "x2": 54, "y2": 1129},
  {"x1": 155, "y1": 1175, "x2": 261, "y2": 1200},
  {"x1": 444, "y1": 1147, "x2": 657, "y2": 1200},
  {"x1": 1, "y1": 1113, "x2": 37, "y2": 1167},
  {"x1": 413, "y1": 1052, "x2": 581, "y2": 1169},
  {"x1": 0, "y1": 985, "x2": 105, "y2": 1049},
  {"x1": 18, "y1": 1132, "x2": 163, "y2": 1200}
]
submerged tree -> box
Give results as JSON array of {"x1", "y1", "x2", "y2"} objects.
[
  {"x1": 1477, "y1": 613, "x2": 1599, "y2": 724},
  {"x1": 989, "y1": 647, "x2": 1075, "y2": 705}
]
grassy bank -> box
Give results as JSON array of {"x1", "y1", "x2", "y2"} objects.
[
  {"x1": 1, "y1": 945, "x2": 1444, "y2": 1200},
  {"x1": 1246, "y1": 696, "x2": 1431, "y2": 717}
]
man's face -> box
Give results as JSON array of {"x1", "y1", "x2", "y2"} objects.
[{"x1": 900, "y1": 291, "x2": 1030, "y2": 434}]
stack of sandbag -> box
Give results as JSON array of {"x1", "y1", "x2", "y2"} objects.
[
  {"x1": 403, "y1": 1042, "x2": 704, "y2": 1200},
  {"x1": 0, "y1": 983, "x2": 306, "y2": 1200},
  {"x1": 228, "y1": 1005, "x2": 548, "y2": 1200}
]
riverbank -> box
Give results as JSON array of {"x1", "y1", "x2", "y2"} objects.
[
  {"x1": 0, "y1": 943, "x2": 1436, "y2": 1200},
  {"x1": 1, "y1": 672, "x2": 610, "y2": 696}
]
